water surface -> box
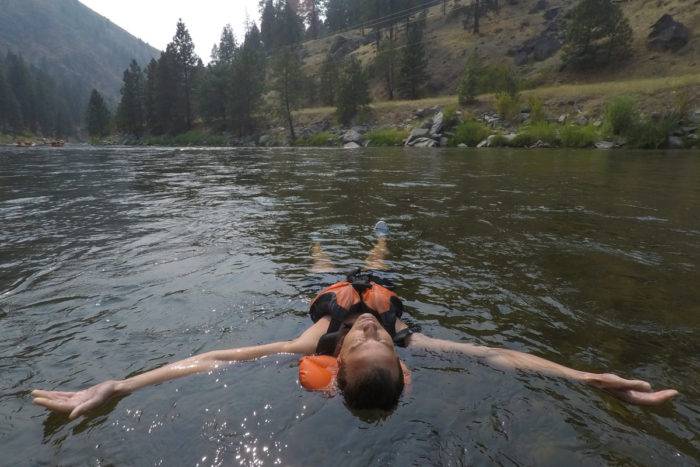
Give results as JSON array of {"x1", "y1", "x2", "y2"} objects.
[{"x1": 1, "y1": 147, "x2": 698, "y2": 466}]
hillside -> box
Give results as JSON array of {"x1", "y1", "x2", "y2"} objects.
[
  {"x1": 0, "y1": 0, "x2": 159, "y2": 104},
  {"x1": 301, "y1": 0, "x2": 699, "y2": 100}
]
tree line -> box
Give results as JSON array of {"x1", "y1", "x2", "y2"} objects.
[{"x1": 0, "y1": 52, "x2": 82, "y2": 137}]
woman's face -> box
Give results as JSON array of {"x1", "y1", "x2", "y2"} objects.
[{"x1": 336, "y1": 313, "x2": 399, "y2": 377}]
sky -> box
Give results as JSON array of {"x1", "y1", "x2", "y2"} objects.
[{"x1": 80, "y1": 0, "x2": 260, "y2": 61}]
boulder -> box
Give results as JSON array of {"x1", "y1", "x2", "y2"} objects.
[
  {"x1": 558, "y1": 114, "x2": 568, "y2": 124},
  {"x1": 411, "y1": 137, "x2": 438, "y2": 148},
  {"x1": 543, "y1": 7, "x2": 560, "y2": 21},
  {"x1": 529, "y1": 140, "x2": 551, "y2": 149},
  {"x1": 457, "y1": 143, "x2": 468, "y2": 148},
  {"x1": 343, "y1": 142, "x2": 362, "y2": 149},
  {"x1": 510, "y1": 22, "x2": 563, "y2": 65},
  {"x1": 258, "y1": 134, "x2": 272, "y2": 146},
  {"x1": 575, "y1": 115, "x2": 588, "y2": 126},
  {"x1": 690, "y1": 110, "x2": 700, "y2": 124},
  {"x1": 595, "y1": 141, "x2": 615, "y2": 150},
  {"x1": 430, "y1": 111, "x2": 445, "y2": 136},
  {"x1": 648, "y1": 15, "x2": 690, "y2": 52},
  {"x1": 405, "y1": 127, "x2": 430, "y2": 146},
  {"x1": 667, "y1": 136, "x2": 684, "y2": 149},
  {"x1": 329, "y1": 36, "x2": 360, "y2": 59},
  {"x1": 342, "y1": 129, "x2": 363, "y2": 144},
  {"x1": 440, "y1": 137, "x2": 449, "y2": 147},
  {"x1": 529, "y1": 0, "x2": 548, "y2": 14}
]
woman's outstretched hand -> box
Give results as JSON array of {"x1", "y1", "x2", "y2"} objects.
[
  {"x1": 583, "y1": 373, "x2": 679, "y2": 406},
  {"x1": 31, "y1": 380, "x2": 123, "y2": 419}
]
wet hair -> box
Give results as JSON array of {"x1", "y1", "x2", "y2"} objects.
[{"x1": 336, "y1": 358, "x2": 404, "y2": 411}]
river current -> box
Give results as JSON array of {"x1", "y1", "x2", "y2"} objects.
[{"x1": 0, "y1": 146, "x2": 698, "y2": 466}]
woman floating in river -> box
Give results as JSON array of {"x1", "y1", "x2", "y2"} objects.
[{"x1": 32, "y1": 221, "x2": 678, "y2": 418}]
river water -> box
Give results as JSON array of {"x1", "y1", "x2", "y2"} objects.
[{"x1": 0, "y1": 147, "x2": 698, "y2": 466}]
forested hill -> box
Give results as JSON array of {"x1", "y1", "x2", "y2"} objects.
[{"x1": 0, "y1": 0, "x2": 159, "y2": 103}]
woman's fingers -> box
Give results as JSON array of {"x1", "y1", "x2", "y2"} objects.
[
  {"x1": 608, "y1": 388, "x2": 679, "y2": 406},
  {"x1": 69, "y1": 397, "x2": 103, "y2": 420},
  {"x1": 32, "y1": 397, "x2": 74, "y2": 413},
  {"x1": 31, "y1": 389, "x2": 76, "y2": 399}
]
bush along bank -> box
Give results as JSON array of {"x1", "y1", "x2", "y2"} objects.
[{"x1": 282, "y1": 96, "x2": 699, "y2": 150}]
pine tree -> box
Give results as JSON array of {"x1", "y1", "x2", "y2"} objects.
[
  {"x1": 85, "y1": 89, "x2": 111, "y2": 138},
  {"x1": 5, "y1": 53, "x2": 36, "y2": 132},
  {"x1": 301, "y1": 0, "x2": 322, "y2": 39},
  {"x1": 277, "y1": 0, "x2": 305, "y2": 47},
  {"x1": 215, "y1": 24, "x2": 238, "y2": 63},
  {"x1": 458, "y1": 49, "x2": 482, "y2": 105},
  {"x1": 336, "y1": 55, "x2": 370, "y2": 125},
  {"x1": 319, "y1": 53, "x2": 339, "y2": 106},
  {"x1": 271, "y1": 50, "x2": 305, "y2": 141},
  {"x1": 116, "y1": 60, "x2": 146, "y2": 137},
  {"x1": 260, "y1": 0, "x2": 277, "y2": 50},
  {"x1": 171, "y1": 20, "x2": 199, "y2": 132},
  {"x1": 144, "y1": 59, "x2": 160, "y2": 134},
  {"x1": 324, "y1": 0, "x2": 351, "y2": 32},
  {"x1": 562, "y1": 0, "x2": 633, "y2": 70},
  {"x1": 229, "y1": 24, "x2": 267, "y2": 136},
  {"x1": 398, "y1": 16, "x2": 429, "y2": 99},
  {"x1": 374, "y1": 37, "x2": 398, "y2": 100}
]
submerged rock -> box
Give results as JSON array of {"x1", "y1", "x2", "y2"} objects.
[
  {"x1": 648, "y1": 15, "x2": 690, "y2": 52},
  {"x1": 667, "y1": 136, "x2": 684, "y2": 149}
]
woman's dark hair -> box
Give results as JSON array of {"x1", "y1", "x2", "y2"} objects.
[{"x1": 336, "y1": 358, "x2": 405, "y2": 411}]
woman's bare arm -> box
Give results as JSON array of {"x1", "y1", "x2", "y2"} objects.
[
  {"x1": 32, "y1": 318, "x2": 332, "y2": 419},
  {"x1": 407, "y1": 333, "x2": 678, "y2": 406}
]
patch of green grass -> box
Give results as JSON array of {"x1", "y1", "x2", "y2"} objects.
[
  {"x1": 512, "y1": 121, "x2": 560, "y2": 147},
  {"x1": 294, "y1": 131, "x2": 339, "y2": 147},
  {"x1": 366, "y1": 128, "x2": 409, "y2": 146},
  {"x1": 626, "y1": 116, "x2": 678, "y2": 149},
  {"x1": 560, "y1": 124, "x2": 599, "y2": 148},
  {"x1": 448, "y1": 119, "x2": 491, "y2": 147}
]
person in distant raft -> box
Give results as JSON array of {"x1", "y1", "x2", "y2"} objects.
[{"x1": 32, "y1": 221, "x2": 678, "y2": 418}]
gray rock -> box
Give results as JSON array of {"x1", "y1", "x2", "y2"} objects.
[
  {"x1": 483, "y1": 114, "x2": 501, "y2": 126},
  {"x1": 405, "y1": 127, "x2": 430, "y2": 146},
  {"x1": 667, "y1": 136, "x2": 684, "y2": 149},
  {"x1": 681, "y1": 126, "x2": 697, "y2": 134},
  {"x1": 575, "y1": 115, "x2": 588, "y2": 126},
  {"x1": 258, "y1": 134, "x2": 271, "y2": 146},
  {"x1": 648, "y1": 15, "x2": 690, "y2": 52},
  {"x1": 457, "y1": 143, "x2": 468, "y2": 148},
  {"x1": 593, "y1": 120, "x2": 603, "y2": 128},
  {"x1": 543, "y1": 7, "x2": 560, "y2": 21},
  {"x1": 440, "y1": 137, "x2": 449, "y2": 147},
  {"x1": 430, "y1": 112, "x2": 445, "y2": 136},
  {"x1": 476, "y1": 139, "x2": 490, "y2": 148},
  {"x1": 595, "y1": 141, "x2": 615, "y2": 150},
  {"x1": 343, "y1": 142, "x2": 362, "y2": 149},
  {"x1": 529, "y1": 140, "x2": 551, "y2": 149},
  {"x1": 503, "y1": 133, "x2": 518, "y2": 143},
  {"x1": 411, "y1": 137, "x2": 438, "y2": 148},
  {"x1": 342, "y1": 129, "x2": 363, "y2": 144},
  {"x1": 558, "y1": 114, "x2": 568, "y2": 124},
  {"x1": 329, "y1": 36, "x2": 363, "y2": 59},
  {"x1": 690, "y1": 110, "x2": 700, "y2": 124}
]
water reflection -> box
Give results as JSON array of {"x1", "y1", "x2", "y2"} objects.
[{"x1": 0, "y1": 147, "x2": 698, "y2": 465}]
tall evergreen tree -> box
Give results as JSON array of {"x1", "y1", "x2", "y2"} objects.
[
  {"x1": 229, "y1": 24, "x2": 267, "y2": 136},
  {"x1": 562, "y1": 0, "x2": 633, "y2": 70},
  {"x1": 336, "y1": 55, "x2": 370, "y2": 125},
  {"x1": 324, "y1": 0, "x2": 351, "y2": 32},
  {"x1": 319, "y1": 53, "x2": 340, "y2": 106},
  {"x1": 144, "y1": 59, "x2": 160, "y2": 134},
  {"x1": 271, "y1": 50, "x2": 306, "y2": 141},
  {"x1": 171, "y1": 20, "x2": 199, "y2": 132},
  {"x1": 85, "y1": 89, "x2": 111, "y2": 138},
  {"x1": 214, "y1": 24, "x2": 238, "y2": 63},
  {"x1": 398, "y1": 16, "x2": 429, "y2": 99},
  {"x1": 374, "y1": 37, "x2": 398, "y2": 100},
  {"x1": 300, "y1": 0, "x2": 322, "y2": 39},
  {"x1": 260, "y1": 0, "x2": 277, "y2": 50},
  {"x1": 5, "y1": 53, "x2": 36, "y2": 131},
  {"x1": 116, "y1": 60, "x2": 146, "y2": 136}
]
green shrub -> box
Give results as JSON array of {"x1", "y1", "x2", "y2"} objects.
[
  {"x1": 295, "y1": 131, "x2": 339, "y2": 147},
  {"x1": 448, "y1": 119, "x2": 491, "y2": 147},
  {"x1": 604, "y1": 96, "x2": 640, "y2": 136},
  {"x1": 512, "y1": 122, "x2": 559, "y2": 147},
  {"x1": 560, "y1": 124, "x2": 599, "y2": 148},
  {"x1": 528, "y1": 96, "x2": 546, "y2": 123},
  {"x1": 482, "y1": 65, "x2": 520, "y2": 96},
  {"x1": 366, "y1": 128, "x2": 409, "y2": 146},
  {"x1": 442, "y1": 103, "x2": 461, "y2": 130},
  {"x1": 626, "y1": 116, "x2": 677, "y2": 149},
  {"x1": 495, "y1": 92, "x2": 521, "y2": 123}
]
